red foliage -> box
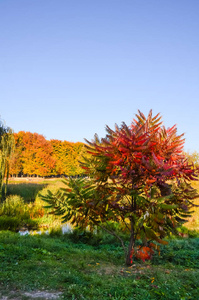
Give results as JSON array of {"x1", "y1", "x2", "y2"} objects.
[{"x1": 135, "y1": 246, "x2": 154, "y2": 262}]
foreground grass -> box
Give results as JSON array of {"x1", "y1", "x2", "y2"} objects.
[{"x1": 0, "y1": 231, "x2": 199, "y2": 300}]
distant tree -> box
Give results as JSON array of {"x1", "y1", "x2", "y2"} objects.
[
  {"x1": 11, "y1": 133, "x2": 85, "y2": 177},
  {"x1": 0, "y1": 119, "x2": 15, "y2": 201},
  {"x1": 11, "y1": 131, "x2": 55, "y2": 177},
  {"x1": 71, "y1": 142, "x2": 86, "y2": 175},
  {"x1": 50, "y1": 139, "x2": 64, "y2": 175},
  {"x1": 10, "y1": 132, "x2": 26, "y2": 176},
  {"x1": 32, "y1": 133, "x2": 56, "y2": 177},
  {"x1": 50, "y1": 140, "x2": 85, "y2": 176},
  {"x1": 41, "y1": 110, "x2": 199, "y2": 266}
]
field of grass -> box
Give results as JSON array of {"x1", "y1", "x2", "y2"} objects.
[
  {"x1": 0, "y1": 230, "x2": 199, "y2": 300},
  {"x1": 0, "y1": 177, "x2": 198, "y2": 299}
]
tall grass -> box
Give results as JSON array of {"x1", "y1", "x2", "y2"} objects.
[
  {"x1": 0, "y1": 195, "x2": 39, "y2": 231},
  {"x1": 5, "y1": 183, "x2": 47, "y2": 203}
]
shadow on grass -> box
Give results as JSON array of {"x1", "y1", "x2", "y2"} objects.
[{"x1": 4, "y1": 183, "x2": 47, "y2": 203}]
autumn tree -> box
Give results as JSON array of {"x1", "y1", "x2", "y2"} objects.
[
  {"x1": 11, "y1": 133, "x2": 85, "y2": 177},
  {"x1": 10, "y1": 131, "x2": 56, "y2": 177},
  {"x1": 71, "y1": 142, "x2": 86, "y2": 175},
  {"x1": 50, "y1": 140, "x2": 85, "y2": 176},
  {"x1": 0, "y1": 119, "x2": 15, "y2": 201},
  {"x1": 10, "y1": 132, "x2": 26, "y2": 176},
  {"x1": 40, "y1": 110, "x2": 199, "y2": 265}
]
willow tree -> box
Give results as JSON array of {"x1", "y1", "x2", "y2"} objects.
[
  {"x1": 0, "y1": 119, "x2": 15, "y2": 201},
  {"x1": 41, "y1": 110, "x2": 199, "y2": 266}
]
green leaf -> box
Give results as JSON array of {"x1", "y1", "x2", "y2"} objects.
[{"x1": 159, "y1": 204, "x2": 178, "y2": 210}]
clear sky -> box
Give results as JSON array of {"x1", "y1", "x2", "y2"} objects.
[{"x1": 0, "y1": 0, "x2": 199, "y2": 152}]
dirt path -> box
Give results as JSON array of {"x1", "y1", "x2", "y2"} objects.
[{"x1": 0, "y1": 290, "x2": 62, "y2": 300}]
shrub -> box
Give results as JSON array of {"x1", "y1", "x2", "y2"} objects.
[
  {"x1": 0, "y1": 195, "x2": 40, "y2": 231},
  {"x1": 0, "y1": 195, "x2": 29, "y2": 217}
]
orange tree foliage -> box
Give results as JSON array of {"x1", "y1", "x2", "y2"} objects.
[
  {"x1": 10, "y1": 132, "x2": 85, "y2": 177},
  {"x1": 41, "y1": 110, "x2": 199, "y2": 266},
  {"x1": 10, "y1": 131, "x2": 55, "y2": 177}
]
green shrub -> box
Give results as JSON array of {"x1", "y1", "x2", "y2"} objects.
[
  {"x1": 188, "y1": 229, "x2": 199, "y2": 238},
  {"x1": 0, "y1": 195, "x2": 29, "y2": 217},
  {"x1": 0, "y1": 195, "x2": 41, "y2": 231}
]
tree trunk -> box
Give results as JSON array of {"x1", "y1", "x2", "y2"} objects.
[
  {"x1": 125, "y1": 190, "x2": 137, "y2": 266},
  {"x1": 126, "y1": 232, "x2": 135, "y2": 266}
]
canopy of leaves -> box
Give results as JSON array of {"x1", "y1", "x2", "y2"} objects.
[{"x1": 10, "y1": 132, "x2": 85, "y2": 177}]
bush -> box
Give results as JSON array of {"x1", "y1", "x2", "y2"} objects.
[
  {"x1": 0, "y1": 195, "x2": 29, "y2": 217},
  {"x1": 0, "y1": 195, "x2": 40, "y2": 231}
]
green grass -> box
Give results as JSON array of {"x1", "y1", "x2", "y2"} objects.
[
  {"x1": 0, "y1": 231, "x2": 198, "y2": 299},
  {"x1": 5, "y1": 183, "x2": 47, "y2": 203}
]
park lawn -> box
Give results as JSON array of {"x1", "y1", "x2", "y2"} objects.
[{"x1": 0, "y1": 231, "x2": 199, "y2": 300}]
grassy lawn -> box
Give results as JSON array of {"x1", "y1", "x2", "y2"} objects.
[{"x1": 0, "y1": 231, "x2": 199, "y2": 300}]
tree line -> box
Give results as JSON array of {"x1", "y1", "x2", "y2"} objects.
[
  {"x1": 9, "y1": 131, "x2": 86, "y2": 177},
  {"x1": 7, "y1": 131, "x2": 199, "y2": 179}
]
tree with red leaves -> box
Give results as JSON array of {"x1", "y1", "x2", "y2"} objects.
[{"x1": 41, "y1": 110, "x2": 199, "y2": 266}]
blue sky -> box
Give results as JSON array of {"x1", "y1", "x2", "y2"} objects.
[{"x1": 0, "y1": 0, "x2": 199, "y2": 152}]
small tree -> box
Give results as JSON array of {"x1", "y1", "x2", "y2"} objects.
[
  {"x1": 41, "y1": 110, "x2": 199, "y2": 265},
  {"x1": 0, "y1": 119, "x2": 15, "y2": 201}
]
